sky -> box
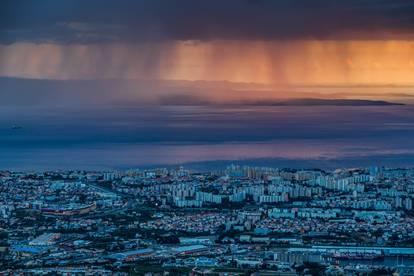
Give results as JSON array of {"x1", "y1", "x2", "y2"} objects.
[
  {"x1": 1, "y1": 1, "x2": 414, "y2": 169},
  {"x1": 1, "y1": 0, "x2": 414, "y2": 87}
]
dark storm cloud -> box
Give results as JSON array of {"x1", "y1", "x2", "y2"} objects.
[{"x1": 1, "y1": 0, "x2": 414, "y2": 43}]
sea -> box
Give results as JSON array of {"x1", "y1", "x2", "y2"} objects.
[{"x1": 1, "y1": 105, "x2": 414, "y2": 171}]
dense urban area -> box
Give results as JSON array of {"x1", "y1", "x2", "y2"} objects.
[{"x1": 1, "y1": 165, "x2": 414, "y2": 275}]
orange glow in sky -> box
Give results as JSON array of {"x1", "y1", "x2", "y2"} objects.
[{"x1": 1, "y1": 40, "x2": 414, "y2": 87}]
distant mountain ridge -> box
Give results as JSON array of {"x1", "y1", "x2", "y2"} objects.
[
  {"x1": 0, "y1": 77, "x2": 406, "y2": 106},
  {"x1": 252, "y1": 98, "x2": 404, "y2": 106},
  {"x1": 158, "y1": 96, "x2": 404, "y2": 106}
]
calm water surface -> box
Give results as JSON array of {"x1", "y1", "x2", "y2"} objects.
[{"x1": 1, "y1": 105, "x2": 414, "y2": 170}]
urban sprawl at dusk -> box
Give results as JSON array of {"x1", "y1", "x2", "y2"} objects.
[
  {"x1": 2, "y1": 165, "x2": 414, "y2": 275},
  {"x1": 2, "y1": 0, "x2": 414, "y2": 275}
]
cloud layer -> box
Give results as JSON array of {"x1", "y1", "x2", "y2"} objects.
[
  {"x1": 1, "y1": 41, "x2": 414, "y2": 85},
  {"x1": 1, "y1": 0, "x2": 414, "y2": 43}
]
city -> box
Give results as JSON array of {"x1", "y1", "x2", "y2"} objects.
[
  {"x1": 2, "y1": 1, "x2": 414, "y2": 275},
  {"x1": 1, "y1": 165, "x2": 414, "y2": 275}
]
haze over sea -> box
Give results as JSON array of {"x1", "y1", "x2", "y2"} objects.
[{"x1": 2, "y1": 105, "x2": 414, "y2": 171}]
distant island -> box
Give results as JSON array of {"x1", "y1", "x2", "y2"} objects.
[
  {"x1": 258, "y1": 98, "x2": 405, "y2": 106},
  {"x1": 158, "y1": 95, "x2": 404, "y2": 106}
]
